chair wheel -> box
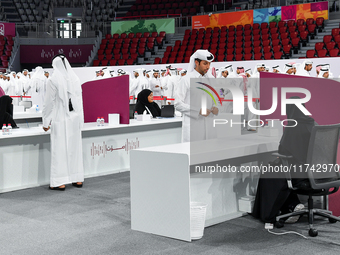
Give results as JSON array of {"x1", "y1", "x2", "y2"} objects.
[
  {"x1": 309, "y1": 228, "x2": 318, "y2": 237},
  {"x1": 275, "y1": 220, "x2": 284, "y2": 228},
  {"x1": 329, "y1": 218, "x2": 338, "y2": 223}
]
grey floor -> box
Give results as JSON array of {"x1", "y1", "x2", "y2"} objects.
[{"x1": 1, "y1": 172, "x2": 340, "y2": 255}]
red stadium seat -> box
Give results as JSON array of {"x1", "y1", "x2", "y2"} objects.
[
  {"x1": 253, "y1": 40, "x2": 261, "y2": 47},
  {"x1": 227, "y1": 48, "x2": 234, "y2": 55},
  {"x1": 226, "y1": 55, "x2": 234, "y2": 61},
  {"x1": 106, "y1": 54, "x2": 113, "y2": 60},
  {"x1": 288, "y1": 26, "x2": 297, "y2": 33},
  {"x1": 273, "y1": 45, "x2": 282, "y2": 52},
  {"x1": 270, "y1": 27, "x2": 278, "y2": 34},
  {"x1": 315, "y1": 42, "x2": 324, "y2": 51},
  {"x1": 109, "y1": 60, "x2": 117, "y2": 66},
  {"x1": 283, "y1": 44, "x2": 292, "y2": 55},
  {"x1": 253, "y1": 46, "x2": 262, "y2": 54},
  {"x1": 244, "y1": 30, "x2": 252, "y2": 36},
  {"x1": 154, "y1": 57, "x2": 161, "y2": 64},
  {"x1": 261, "y1": 28, "x2": 269, "y2": 35},
  {"x1": 244, "y1": 47, "x2": 252, "y2": 54},
  {"x1": 221, "y1": 26, "x2": 228, "y2": 32},
  {"x1": 217, "y1": 55, "x2": 225, "y2": 62},
  {"x1": 274, "y1": 51, "x2": 283, "y2": 59},
  {"x1": 263, "y1": 45, "x2": 272, "y2": 53},
  {"x1": 93, "y1": 60, "x2": 100, "y2": 66},
  {"x1": 101, "y1": 60, "x2": 109, "y2": 66},
  {"x1": 161, "y1": 57, "x2": 168, "y2": 64},
  {"x1": 278, "y1": 21, "x2": 286, "y2": 28},
  {"x1": 334, "y1": 34, "x2": 340, "y2": 43},
  {"x1": 279, "y1": 27, "x2": 287, "y2": 34},
  {"x1": 317, "y1": 49, "x2": 327, "y2": 57},
  {"x1": 244, "y1": 24, "x2": 252, "y2": 30},
  {"x1": 300, "y1": 31, "x2": 309, "y2": 42},
  {"x1": 244, "y1": 41, "x2": 252, "y2": 48},
  {"x1": 118, "y1": 59, "x2": 125, "y2": 65},
  {"x1": 254, "y1": 53, "x2": 263, "y2": 60},
  {"x1": 323, "y1": 35, "x2": 333, "y2": 44},
  {"x1": 269, "y1": 22, "x2": 277, "y2": 29},
  {"x1": 282, "y1": 38, "x2": 290, "y2": 46},
  {"x1": 244, "y1": 53, "x2": 252, "y2": 60},
  {"x1": 290, "y1": 31, "x2": 298, "y2": 39},
  {"x1": 271, "y1": 33, "x2": 280, "y2": 40},
  {"x1": 236, "y1": 25, "x2": 243, "y2": 31},
  {"x1": 126, "y1": 59, "x2": 135, "y2": 65},
  {"x1": 296, "y1": 19, "x2": 305, "y2": 27},
  {"x1": 308, "y1": 24, "x2": 317, "y2": 36},
  {"x1": 98, "y1": 54, "x2": 104, "y2": 60},
  {"x1": 326, "y1": 42, "x2": 336, "y2": 51},
  {"x1": 253, "y1": 35, "x2": 261, "y2": 41},
  {"x1": 306, "y1": 18, "x2": 314, "y2": 26},
  {"x1": 262, "y1": 34, "x2": 270, "y2": 41},
  {"x1": 280, "y1": 32, "x2": 288, "y2": 40},
  {"x1": 272, "y1": 39, "x2": 280, "y2": 46},
  {"x1": 235, "y1": 42, "x2": 243, "y2": 48},
  {"x1": 292, "y1": 38, "x2": 301, "y2": 48},
  {"x1": 262, "y1": 40, "x2": 270, "y2": 47},
  {"x1": 235, "y1": 48, "x2": 243, "y2": 55},
  {"x1": 332, "y1": 28, "x2": 340, "y2": 38},
  {"x1": 253, "y1": 29, "x2": 260, "y2": 35},
  {"x1": 264, "y1": 52, "x2": 273, "y2": 60},
  {"x1": 236, "y1": 31, "x2": 243, "y2": 37},
  {"x1": 329, "y1": 48, "x2": 339, "y2": 57},
  {"x1": 298, "y1": 25, "x2": 306, "y2": 33},
  {"x1": 235, "y1": 54, "x2": 243, "y2": 61},
  {"x1": 287, "y1": 20, "x2": 295, "y2": 27},
  {"x1": 316, "y1": 17, "x2": 324, "y2": 29},
  {"x1": 253, "y1": 23, "x2": 260, "y2": 30}
]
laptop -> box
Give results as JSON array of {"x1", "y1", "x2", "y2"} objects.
[
  {"x1": 129, "y1": 104, "x2": 136, "y2": 119},
  {"x1": 160, "y1": 105, "x2": 175, "y2": 117}
]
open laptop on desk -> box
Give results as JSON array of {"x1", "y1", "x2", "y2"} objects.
[{"x1": 160, "y1": 105, "x2": 175, "y2": 118}]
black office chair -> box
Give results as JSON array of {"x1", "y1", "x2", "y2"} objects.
[{"x1": 273, "y1": 124, "x2": 340, "y2": 237}]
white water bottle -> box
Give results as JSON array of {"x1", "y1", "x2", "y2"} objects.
[
  {"x1": 97, "y1": 117, "x2": 101, "y2": 126},
  {"x1": 100, "y1": 117, "x2": 104, "y2": 126},
  {"x1": 36, "y1": 105, "x2": 39, "y2": 112},
  {"x1": 7, "y1": 124, "x2": 12, "y2": 135},
  {"x1": 2, "y1": 124, "x2": 6, "y2": 135}
]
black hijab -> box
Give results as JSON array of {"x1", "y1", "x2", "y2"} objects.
[
  {"x1": 0, "y1": 95, "x2": 17, "y2": 127},
  {"x1": 279, "y1": 96, "x2": 316, "y2": 164},
  {"x1": 135, "y1": 89, "x2": 161, "y2": 117}
]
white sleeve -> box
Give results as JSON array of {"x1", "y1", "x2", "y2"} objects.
[
  {"x1": 42, "y1": 79, "x2": 57, "y2": 128},
  {"x1": 174, "y1": 77, "x2": 200, "y2": 119}
]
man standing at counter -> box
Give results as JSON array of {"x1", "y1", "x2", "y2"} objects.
[
  {"x1": 174, "y1": 49, "x2": 218, "y2": 142},
  {"x1": 42, "y1": 54, "x2": 84, "y2": 191}
]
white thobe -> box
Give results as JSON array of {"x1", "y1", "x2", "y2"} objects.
[
  {"x1": 174, "y1": 70, "x2": 216, "y2": 143},
  {"x1": 42, "y1": 78, "x2": 84, "y2": 187}
]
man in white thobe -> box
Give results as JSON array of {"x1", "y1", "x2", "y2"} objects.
[
  {"x1": 42, "y1": 54, "x2": 84, "y2": 190},
  {"x1": 296, "y1": 60, "x2": 313, "y2": 77},
  {"x1": 30, "y1": 66, "x2": 46, "y2": 109},
  {"x1": 174, "y1": 49, "x2": 218, "y2": 142}
]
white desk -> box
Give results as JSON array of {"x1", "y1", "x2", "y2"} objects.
[
  {"x1": 0, "y1": 117, "x2": 182, "y2": 193},
  {"x1": 130, "y1": 134, "x2": 279, "y2": 242}
]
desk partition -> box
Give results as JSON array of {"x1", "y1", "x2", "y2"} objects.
[{"x1": 82, "y1": 75, "x2": 130, "y2": 124}]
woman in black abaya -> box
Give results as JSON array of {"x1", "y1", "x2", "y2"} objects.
[
  {"x1": 252, "y1": 97, "x2": 316, "y2": 224},
  {"x1": 134, "y1": 89, "x2": 161, "y2": 118},
  {"x1": 0, "y1": 95, "x2": 18, "y2": 128}
]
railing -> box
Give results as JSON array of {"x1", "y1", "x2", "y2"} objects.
[{"x1": 15, "y1": 22, "x2": 99, "y2": 38}]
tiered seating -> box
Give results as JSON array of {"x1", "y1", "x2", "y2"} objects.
[
  {"x1": 306, "y1": 26, "x2": 340, "y2": 58},
  {"x1": 126, "y1": 0, "x2": 201, "y2": 18},
  {"x1": 94, "y1": 31, "x2": 166, "y2": 66},
  {"x1": 161, "y1": 17, "x2": 324, "y2": 64},
  {"x1": 0, "y1": 35, "x2": 14, "y2": 71},
  {"x1": 14, "y1": 0, "x2": 52, "y2": 22},
  {"x1": 84, "y1": 0, "x2": 115, "y2": 23}
]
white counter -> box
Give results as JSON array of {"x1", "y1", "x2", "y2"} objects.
[
  {"x1": 0, "y1": 117, "x2": 182, "y2": 193},
  {"x1": 130, "y1": 134, "x2": 279, "y2": 242}
]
